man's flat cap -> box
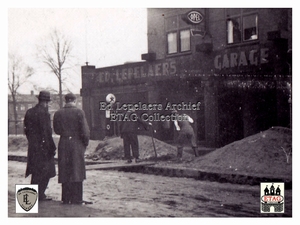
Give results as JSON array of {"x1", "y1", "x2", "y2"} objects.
[{"x1": 65, "y1": 93, "x2": 77, "y2": 102}]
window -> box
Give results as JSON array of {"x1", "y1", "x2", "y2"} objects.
[
  {"x1": 20, "y1": 104, "x2": 25, "y2": 111},
  {"x1": 167, "y1": 32, "x2": 177, "y2": 54},
  {"x1": 180, "y1": 30, "x2": 191, "y2": 52},
  {"x1": 166, "y1": 15, "x2": 191, "y2": 54},
  {"x1": 226, "y1": 9, "x2": 258, "y2": 44}
]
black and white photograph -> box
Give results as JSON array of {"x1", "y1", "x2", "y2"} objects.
[{"x1": 5, "y1": 1, "x2": 297, "y2": 221}]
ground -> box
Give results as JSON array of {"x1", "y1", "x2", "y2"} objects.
[{"x1": 7, "y1": 126, "x2": 293, "y2": 218}]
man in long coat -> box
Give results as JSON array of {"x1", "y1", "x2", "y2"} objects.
[
  {"x1": 24, "y1": 90, "x2": 56, "y2": 201},
  {"x1": 119, "y1": 109, "x2": 150, "y2": 163},
  {"x1": 53, "y1": 93, "x2": 90, "y2": 204}
]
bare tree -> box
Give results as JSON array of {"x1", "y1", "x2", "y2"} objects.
[
  {"x1": 8, "y1": 53, "x2": 34, "y2": 126},
  {"x1": 37, "y1": 29, "x2": 73, "y2": 108}
]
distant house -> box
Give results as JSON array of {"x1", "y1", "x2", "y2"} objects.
[{"x1": 8, "y1": 91, "x2": 82, "y2": 135}]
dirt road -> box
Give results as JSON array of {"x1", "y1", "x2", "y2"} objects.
[{"x1": 8, "y1": 161, "x2": 292, "y2": 217}]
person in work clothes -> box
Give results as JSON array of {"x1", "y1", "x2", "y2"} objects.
[
  {"x1": 172, "y1": 110, "x2": 199, "y2": 160},
  {"x1": 24, "y1": 90, "x2": 56, "y2": 201},
  {"x1": 53, "y1": 93, "x2": 91, "y2": 205},
  {"x1": 119, "y1": 109, "x2": 151, "y2": 163}
]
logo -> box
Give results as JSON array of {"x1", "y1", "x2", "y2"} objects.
[
  {"x1": 260, "y1": 182, "x2": 284, "y2": 213},
  {"x1": 16, "y1": 185, "x2": 38, "y2": 213},
  {"x1": 182, "y1": 11, "x2": 203, "y2": 24}
]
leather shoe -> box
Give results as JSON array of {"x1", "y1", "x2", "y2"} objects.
[{"x1": 71, "y1": 200, "x2": 93, "y2": 205}]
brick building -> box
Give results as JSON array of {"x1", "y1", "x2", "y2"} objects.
[{"x1": 81, "y1": 8, "x2": 292, "y2": 147}]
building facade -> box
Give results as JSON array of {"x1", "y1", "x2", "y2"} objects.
[{"x1": 81, "y1": 8, "x2": 292, "y2": 147}]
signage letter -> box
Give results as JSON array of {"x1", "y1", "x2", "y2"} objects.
[
  {"x1": 238, "y1": 51, "x2": 248, "y2": 66},
  {"x1": 260, "y1": 48, "x2": 269, "y2": 64},
  {"x1": 214, "y1": 55, "x2": 221, "y2": 70},
  {"x1": 249, "y1": 50, "x2": 258, "y2": 65}
]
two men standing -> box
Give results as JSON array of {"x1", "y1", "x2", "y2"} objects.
[{"x1": 24, "y1": 91, "x2": 91, "y2": 205}]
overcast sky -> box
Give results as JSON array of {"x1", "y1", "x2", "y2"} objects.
[{"x1": 8, "y1": 8, "x2": 148, "y2": 94}]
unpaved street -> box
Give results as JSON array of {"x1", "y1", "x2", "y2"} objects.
[{"x1": 8, "y1": 161, "x2": 292, "y2": 217}]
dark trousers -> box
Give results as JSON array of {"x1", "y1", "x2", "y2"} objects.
[
  {"x1": 31, "y1": 174, "x2": 50, "y2": 199},
  {"x1": 177, "y1": 131, "x2": 198, "y2": 158},
  {"x1": 122, "y1": 133, "x2": 139, "y2": 159},
  {"x1": 61, "y1": 182, "x2": 83, "y2": 203}
]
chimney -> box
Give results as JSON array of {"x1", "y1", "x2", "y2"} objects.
[{"x1": 30, "y1": 90, "x2": 34, "y2": 95}]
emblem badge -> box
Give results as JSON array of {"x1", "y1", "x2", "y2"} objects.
[
  {"x1": 16, "y1": 186, "x2": 38, "y2": 212},
  {"x1": 260, "y1": 182, "x2": 285, "y2": 213},
  {"x1": 182, "y1": 10, "x2": 204, "y2": 25}
]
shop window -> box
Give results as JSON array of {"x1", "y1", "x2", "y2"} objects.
[
  {"x1": 166, "y1": 15, "x2": 191, "y2": 55},
  {"x1": 226, "y1": 9, "x2": 258, "y2": 45}
]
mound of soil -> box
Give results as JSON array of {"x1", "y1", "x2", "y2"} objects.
[
  {"x1": 85, "y1": 135, "x2": 178, "y2": 161},
  {"x1": 180, "y1": 126, "x2": 292, "y2": 179}
]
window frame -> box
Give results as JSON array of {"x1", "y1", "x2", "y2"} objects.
[
  {"x1": 226, "y1": 9, "x2": 259, "y2": 45},
  {"x1": 179, "y1": 29, "x2": 191, "y2": 52},
  {"x1": 165, "y1": 15, "x2": 191, "y2": 55}
]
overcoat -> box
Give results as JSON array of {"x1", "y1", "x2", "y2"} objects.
[
  {"x1": 53, "y1": 103, "x2": 90, "y2": 183},
  {"x1": 24, "y1": 103, "x2": 56, "y2": 178},
  {"x1": 119, "y1": 111, "x2": 149, "y2": 136}
]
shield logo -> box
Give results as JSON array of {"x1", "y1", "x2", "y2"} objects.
[{"x1": 16, "y1": 187, "x2": 38, "y2": 212}]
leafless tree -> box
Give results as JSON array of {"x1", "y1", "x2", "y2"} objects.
[
  {"x1": 37, "y1": 29, "x2": 73, "y2": 108},
  {"x1": 8, "y1": 53, "x2": 34, "y2": 126}
]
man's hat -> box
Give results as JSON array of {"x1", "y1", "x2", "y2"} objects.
[
  {"x1": 36, "y1": 90, "x2": 51, "y2": 101},
  {"x1": 65, "y1": 93, "x2": 77, "y2": 102}
]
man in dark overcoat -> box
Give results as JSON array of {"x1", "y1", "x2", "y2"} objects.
[
  {"x1": 24, "y1": 90, "x2": 56, "y2": 201},
  {"x1": 119, "y1": 109, "x2": 151, "y2": 163},
  {"x1": 53, "y1": 93, "x2": 91, "y2": 204}
]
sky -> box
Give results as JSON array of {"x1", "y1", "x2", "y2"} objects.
[{"x1": 8, "y1": 8, "x2": 148, "y2": 94}]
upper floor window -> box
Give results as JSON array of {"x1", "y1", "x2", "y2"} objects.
[
  {"x1": 166, "y1": 15, "x2": 191, "y2": 54},
  {"x1": 20, "y1": 104, "x2": 25, "y2": 111},
  {"x1": 226, "y1": 9, "x2": 258, "y2": 45}
]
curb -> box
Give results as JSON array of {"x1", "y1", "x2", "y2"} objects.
[
  {"x1": 118, "y1": 165, "x2": 292, "y2": 189},
  {"x1": 8, "y1": 155, "x2": 292, "y2": 189}
]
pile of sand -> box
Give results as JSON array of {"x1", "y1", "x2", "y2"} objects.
[
  {"x1": 85, "y1": 135, "x2": 177, "y2": 161},
  {"x1": 183, "y1": 126, "x2": 292, "y2": 179}
]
